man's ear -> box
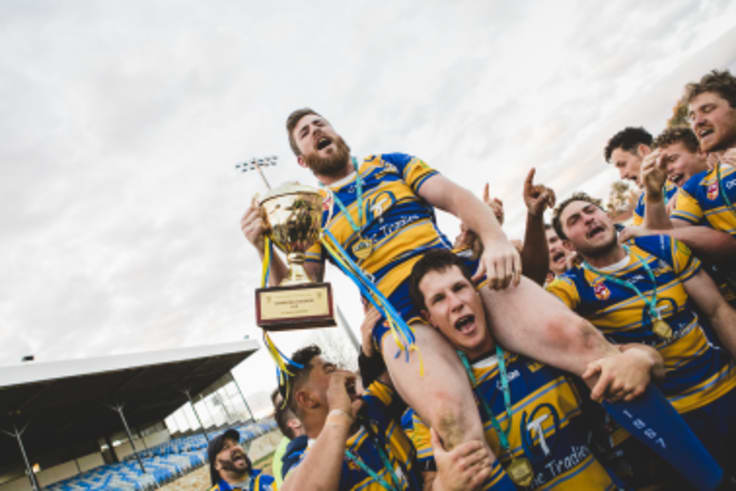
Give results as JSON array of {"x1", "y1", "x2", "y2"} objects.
[
  {"x1": 562, "y1": 239, "x2": 575, "y2": 252},
  {"x1": 638, "y1": 143, "x2": 652, "y2": 157},
  {"x1": 296, "y1": 155, "x2": 307, "y2": 168},
  {"x1": 294, "y1": 388, "x2": 317, "y2": 410}
]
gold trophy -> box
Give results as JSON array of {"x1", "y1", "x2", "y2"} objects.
[{"x1": 255, "y1": 182, "x2": 336, "y2": 331}]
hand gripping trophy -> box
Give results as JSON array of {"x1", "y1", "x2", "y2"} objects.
[{"x1": 237, "y1": 156, "x2": 336, "y2": 331}]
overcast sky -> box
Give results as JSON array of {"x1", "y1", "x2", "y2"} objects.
[{"x1": 3, "y1": 1, "x2": 736, "y2": 422}]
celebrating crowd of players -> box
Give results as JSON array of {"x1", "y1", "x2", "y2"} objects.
[{"x1": 222, "y1": 69, "x2": 736, "y2": 490}]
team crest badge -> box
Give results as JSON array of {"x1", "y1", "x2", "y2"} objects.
[
  {"x1": 594, "y1": 282, "x2": 610, "y2": 300},
  {"x1": 322, "y1": 193, "x2": 333, "y2": 211},
  {"x1": 707, "y1": 181, "x2": 719, "y2": 201}
]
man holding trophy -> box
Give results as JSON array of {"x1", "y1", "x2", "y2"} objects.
[{"x1": 240, "y1": 109, "x2": 724, "y2": 487}]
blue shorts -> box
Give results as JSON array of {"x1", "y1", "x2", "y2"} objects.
[{"x1": 372, "y1": 253, "x2": 480, "y2": 351}]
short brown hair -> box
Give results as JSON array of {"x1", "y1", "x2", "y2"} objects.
[
  {"x1": 684, "y1": 70, "x2": 736, "y2": 109},
  {"x1": 552, "y1": 192, "x2": 603, "y2": 240},
  {"x1": 408, "y1": 249, "x2": 473, "y2": 311},
  {"x1": 604, "y1": 127, "x2": 653, "y2": 162},
  {"x1": 653, "y1": 126, "x2": 700, "y2": 154},
  {"x1": 286, "y1": 108, "x2": 321, "y2": 156}
]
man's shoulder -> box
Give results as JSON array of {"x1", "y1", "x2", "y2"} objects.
[
  {"x1": 681, "y1": 168, "x2": 711, "y2": 195},
  {"x1": 631, "y1": 234, "x2": 672, "y2": 260}
]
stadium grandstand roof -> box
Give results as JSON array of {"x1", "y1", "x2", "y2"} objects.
[{"x1": 0, "y1": 340, "x2": 260, "y2": 469}]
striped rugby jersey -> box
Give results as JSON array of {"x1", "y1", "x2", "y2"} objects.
[
  {"x1": 402, "y1": 353, "x2": 617, "y2": 490},
  {"x1": 305, "y1": 153, "x2": 451, "y2": 304},
  {"x1": 546, "y1": 235, "x2": 736, "y2": 414}
]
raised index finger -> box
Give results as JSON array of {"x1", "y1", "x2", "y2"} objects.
[{"x1": 524, "y1": 167, "x2": 536, "y2": 192}]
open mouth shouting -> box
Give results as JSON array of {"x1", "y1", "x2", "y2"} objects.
[
  {"x1": 586, "y1": 224, "x2": 606, "y2": 239},
  {"x1": 454, "y1": 314, "x2": 477, "y2": 334},
  {"x1": 552, "y1": 251, "x2": 566, "y2": 264},
  {"x1": 669, "y1": 172, "x2": 685, "y2": 187},
  {"x1": 316, "y1": 136, "x2": 332, "y2": 151}
]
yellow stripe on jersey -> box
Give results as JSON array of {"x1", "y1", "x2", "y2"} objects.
[
  {"x1": 671, "y1": 163, "x2": 736, "y2": 235},
  {"x1": 546, "y1": 235, "x2": 736, "y2": 414},
  {"x1": 303, "y1": 154, "x2": 446, "y2": 300}
]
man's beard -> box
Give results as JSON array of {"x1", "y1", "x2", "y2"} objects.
[
  {"x1": 304, "y1": 136, "x2": 351, "y2": 177},
  {"x1": 580, "y1": 232, "x2": 618, "y2": 260}
]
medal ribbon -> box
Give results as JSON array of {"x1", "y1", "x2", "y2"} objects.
[
  {"x1": 582, "y1": 245, "x2": 663, "y2": 324},
  {"x1": 320, "y1": 229, "x2": 422, "y2": 372},
  {"x1": 344, "y1": 431, "x2": 402, "y2": 491},
  {"x1": 326, "y1": 157, "x2": 366, "y2": 238},
  {"x1": 258, "y1": 235, "x2": 305, "y2": 408},
  {"x1": 457, "y1": 346, "x2": 514, "y2": 453}
]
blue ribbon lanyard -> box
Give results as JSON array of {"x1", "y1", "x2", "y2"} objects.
[
  {"x1": 582, "y1": 245, "x2": 662, "y2": 323},
  {"x1": 457, "y1": 346, "x2": 514, "y2": 453},
  {"x1": 327, "y1": 157, "x2": 365, "y2": 236},
  {"x1": 344, "y1": 431, "x2": 401, "y2": 491}
]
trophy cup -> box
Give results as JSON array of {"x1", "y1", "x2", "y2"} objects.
[{"x1": 255, "y1": 182, "x2": 336, "y2": 330}]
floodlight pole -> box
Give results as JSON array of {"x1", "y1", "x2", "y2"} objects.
[
  {"x1": 1, "y1": 425, "x2": 41, "y2": 491},
  {"x1": 230, "y1": 373, "x2": 255, "y2": 422},
  {"x1": 218, "y1": 387, "x2": 233, "y2": 423},
  {"x1": 112, "y1": 405, "x2": 146, "y2": 474},
  {"x1": 183, "y1": 389, "x2": 209, "y2": 442},
  {"x1": 199, "y1": 393, "x2": 218, "y2": 427},
  {"x1": 336, "y1": 306, "x2": 361, "y2": 353}
]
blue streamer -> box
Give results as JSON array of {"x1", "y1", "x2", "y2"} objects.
[
  {"x1": 602, "y1": 385, "x2": 723, "y2": 489},
  {"x1": 322, "y1": 229, "x2": 416, "y2": 349}
]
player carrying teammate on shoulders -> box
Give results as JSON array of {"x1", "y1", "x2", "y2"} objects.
[{"x1": 241, "y1": 109, "x2": 657, "y2": 462}]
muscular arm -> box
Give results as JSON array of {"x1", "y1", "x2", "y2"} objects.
[
  {"x1": 419, "y1": 174, "x2": 520, "y2": 288},
  {"x1": 280, "y1": 411, "x2": 351, "y2": 491},
  {"x1": 683, "y1": 269, "x2": 736, "y2": 358},
  {"x1": 521, "y1": 212, "x2": 549, "y2": 285},
  {"x1": 418, "y1": 174, "x2": 507, "y2": 245}
]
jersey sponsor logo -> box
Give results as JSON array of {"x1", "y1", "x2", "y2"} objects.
[
  {"x1": 593, "y1": 282, "x2": 610, "y2": 300},
  {"x1": 522, "y1": 403, "x2": 560, "y2": 458},
  {"x1": 707, "y1": 181, "x2": 719, "y2": 201}
]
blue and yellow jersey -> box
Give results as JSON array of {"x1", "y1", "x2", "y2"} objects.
[
  {"x1": 671, "y1": 162, "x2": 736, "y2": 234},
  {"x1": 208, "y1": 471, "x2": 276, "y2": 491},
  {"x1": 402, "y1": 353, "x2": 617, "y2": 490},
  {"x1": 546, "y1": 235, "x2": 736, "y2": 414},
  {"x1": 631, "y1": 181, "x2": 678, "y2": 226},
  {"x1": 305, "y1": 153, "x2": 451, "y2": 322},
  {"x1": 670, "y1": 161, "x2": 736, "y2": 302},
  {"x1": 285, "y1": 380, "x2": 421, "y2": 491}
]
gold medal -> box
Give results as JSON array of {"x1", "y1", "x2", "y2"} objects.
[
  {"x1": 352, "y1": 238, "x2": 373, "y2": 260},
  {"x1": 507, "y1": 457, "x2": 534, "y2": 487},
  {"x1": 652, "y1": 319, "x2": 673, "y2": 340}
]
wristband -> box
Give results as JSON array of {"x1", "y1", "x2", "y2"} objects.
[{"x1": 327, "y1": 408, "x2": 354, "y2": 423}]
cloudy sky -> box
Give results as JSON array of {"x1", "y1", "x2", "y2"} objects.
[{"x1": 2, "y1": 1, "x2": 736, "y2": 424}]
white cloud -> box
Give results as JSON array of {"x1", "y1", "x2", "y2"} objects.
[{"x1": 1, "y1": 1, "x2": 736, "y2": 408}]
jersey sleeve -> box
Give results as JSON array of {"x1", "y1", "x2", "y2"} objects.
[
  {"x1": 631, "y1": 192, "x2": 645, "y2": 226},
  {"x1": 670, "y1": 186, "x2": 704, "y2": 225},
  {"x1": 670, "y1": 237, "x2": 701, "y2": 282},
  {"x1": 401, "y1": 410, "x2": 435, "y2": 469},
  {"x1": 545, "y1": 275, "x2": 581, "y2": 310},
  {"x1": 304, "y1": 240, "x2": 324, "y2": 264},
  {"x1": 380, "y1": 153, "x2": 438, "y2": 194}
]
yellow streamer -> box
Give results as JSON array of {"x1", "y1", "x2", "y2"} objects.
[{"x1": 319, "y1": 234, "x2": 424, "y2": 377}]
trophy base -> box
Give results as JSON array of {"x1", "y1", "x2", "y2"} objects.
[{"x1": 255, "y1": 282, "x2": 336, "y2": 331}]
